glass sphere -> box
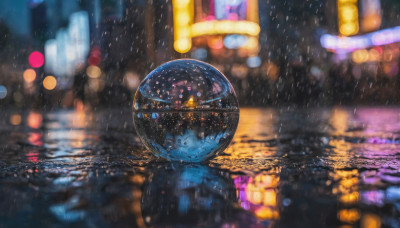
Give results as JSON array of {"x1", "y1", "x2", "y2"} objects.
[{"x1": 133, "y1": 59, "x2": 239, "y2": 162}]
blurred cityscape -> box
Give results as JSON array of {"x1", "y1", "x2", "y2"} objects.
[{"x1": 0, "y1": 0, "x2": 400, "y2": 108}]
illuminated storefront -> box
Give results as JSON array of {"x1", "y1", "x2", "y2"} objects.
[{"x1": 173, "y1": 0, "x2": 260, "y2": 56}]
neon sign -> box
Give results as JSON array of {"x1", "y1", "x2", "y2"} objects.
[
  {"x1": 173, "y1": 0, "x2": 260, "y2": 53},
  {"x1": 321, "y1": 26, "x2": 400, "y2": 53},
  {"x1": 337, "y1": 0, "x2": 359, "y2": 36}
]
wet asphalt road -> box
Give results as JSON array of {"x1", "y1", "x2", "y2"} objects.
[{"x1": 0, "y1": 107, "x2": 399, "y2": 227}]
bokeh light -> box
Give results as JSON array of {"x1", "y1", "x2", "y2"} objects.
[
  {"x1": 86, "y1": 66, "x2": 102, "y2": 78},
  {"x1": 123, "y1": 71, "x2": 140, "y2": 90},
  {"x1": 23, "y1": 69, "x2": 36, "y2": 82},
  {"x1": 0, "y1": 85, "x2": 7, "y2": 99},
  {"x1": 88, "y1": 46, "x2": 101, "y2": 66},
  {"x1": 28, "y1": 51, "x2": 44, "y2": 68},
  {"x1": 337, "y1": 0, "x2": 359, "y2": 36},
  {"x1": 352, "y1": 49, "x2": 369, "y2": 63},
  {"x1": 10, "y1": 114, "x2": 22, "y2": 125},
  {"x1": 174, "y1": 39, "x2": 192, "y2": 53},
  {"x1": 27, "y1": 112, "x2": 43, "y2": 129},
  {"x1": 191, "y1": 20, "x2": 261, "y2": 37},
  {"x1": 172, "y1": 0, "x2": 193, "y2": 53},
  {"x1": 246, "y1": 56, "x2": 262, "y2": 68},
  {"x1": 43, "y1": 76, "x2": 57, "y2": 90}
]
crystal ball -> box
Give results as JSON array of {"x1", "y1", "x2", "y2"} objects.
[{"x1": 133, "y1": 59, "x2": 239, "y2": 162}]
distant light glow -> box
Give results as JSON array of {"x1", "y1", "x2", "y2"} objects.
[
  {"x1": 191, "y1": 20, "x2": 260, "y2": 37},
  {"x1": 360, "y1": 0, "x2": 381, "y2": 32},
  {"x1": 352, "y1": 49, "x2": 369, "y2": 63},
  {"x1": 88, "y1": 54, "x2": 101, "y2": 66},
  {"x1": 320, "y1": 26, "x2": 400, "y2": 53},
  {"x1": 44, "y1": 39, "x2": 57, "y2": 73},
  {"x1": 0, "y1": 85, "x2": 7, "y2": 99},
  {"x1": 337, "y1": 0, "x2": 359, "y2": 36},
  {"x1": 207, "y1": 37, "x2": 224, "y2": 49},
  {"x1": 173, "y1": 0, "x2": 193, "y2": 53},
  {"x1": 191, "y1": 48, "x2": 207, "y2": 60},
  {"x1": 86, "y1": 66, "x2": 102, "y2": 78},
  {"x1": 246, "y1": 56, "x2": 261, "y2": 68},
  {"x1": 29, "y1": 51, "x2": 44, "y2": 68},
  {"x1": 123, "y1": 71, "x2": 140, "y2": 90},
  {"x1": 264, "y1": 62, "x2": 279, "y2": 81},
  {"x1": 43, "y1": 76, "x2": 57, "y2": 90},
  {"x1": 29, "y1": 0, "x2": 44, "y2": 7},
  {"x1": 10, "y1": 114, "x2": 22, "y2": 125},
  {"x1": 361, "y1": 214, "x2": 381, "y2": 228},
  {"x1": 338, "y1": 209, "x2": 360, "y2": 224},
  {"x1": 27, "y1": 112, "x2": 42, "y2": 129},
  {"x1": 215, "y1": 0, "x2": 247, "y2": 20},
  {"x1": 88, "y1": 46, "x2": 101, "y2": 66},
  {"x1": 174, "y1": 39, "x2": 192, "y2": 53},
  {"x1": 223, "y1": 35, "x2": 248, "y2": 49},
  {"x1": 231, "y1": 64, "x2": 248, "y2": 78},
  {"x1": 23, "y1": 69, "x2": 36, "y2": 83},
  {"x1": 242, "y1": 36, "x2": 259, "y2": 52}
]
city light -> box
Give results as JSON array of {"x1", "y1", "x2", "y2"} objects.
[
  {"x1": 23, "y1": 69, "x2": 36, "y2": 82},
  {"x1": 337, "y1": 0, "x2": 359, "y2": 36},
  {"x1": 28, "y1": 51, "x2": 44, "y2": 68},
  {"x1": 43, "y1": 76, "x2": 57, "y2": 90},
  {"x1": 10, "y1": 114, "x2": 22, "y2": 125},
  {"x1": 352, "y1": 49, "x2": 369, "y2": 63},
  {"x1": 0, "y1": 85, "x2": 7, "y2": 99},
  {"x1": 246, "y1": 56, "x2": 262, "y2": 68},
  {"x1": 320, "y1": 26, "x2": 400, "y2": 53},
  {"x1": 123, "y1": 71, "x2": 140, "y2": 90},
  {"x1": 191, "y1": 20, "x2": 260, "y2": 37},
  {"x1": 223, "y1": 35, "x2": 248, "y2": 49},
  {"x1": 44, "y1": 39, "x2": 57, "y2": 73},
  {"x1": 27, "y1": 112, "x2": 43, "y2": 129},
  {"x1": 338, "y1": 209, "x2": 360, "y2": 224},
  {"x1": 174, "y1": 39, "x2": 192, "y2": 53},
  {"x1": 88, "y1": 46, "x2": 101, "y2": 66},
  {"x1": 86, "y1": 66, "x2": 102, "y2": 78},
  {"x1": 173, "y1": 0, "x2": 193, "y2": 53},
  {"x1": 360, "y1": 0, "x2": 381, "y2": 32}
]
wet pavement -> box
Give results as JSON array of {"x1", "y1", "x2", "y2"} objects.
[{"x1": 0, "y1": 107, "x2": 400, "y2": 227}]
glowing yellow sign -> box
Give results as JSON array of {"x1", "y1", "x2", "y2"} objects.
[
  {"x1": 191, "y1": 20, "x2": 260, "y2": 37},
  {"x1": 338, "y1": 0, "x2": 359, "y2": 36},
  {"x1": 173, "y1": 0, "x2": 193, "y2": 53}
]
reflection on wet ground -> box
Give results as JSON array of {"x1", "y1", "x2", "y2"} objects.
[{"x1": 0, "y1": 107, "x2": 400, "y2": 227}]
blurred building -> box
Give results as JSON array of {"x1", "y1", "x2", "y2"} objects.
[{"x1": 321, "y1": 0, "x2": 400, "y2": 103}]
